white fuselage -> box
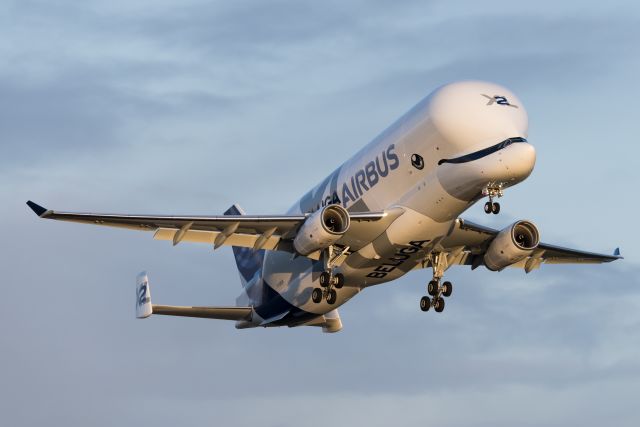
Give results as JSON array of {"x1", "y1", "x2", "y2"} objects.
[{"x1": 240, "y1": 81, "x2": 536, "y2": 324}]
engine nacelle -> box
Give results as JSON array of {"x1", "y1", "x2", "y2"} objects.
[
  {"x1": 484, "y1": 220, "x2": 540, "y2": 271},
  {"x1": 293, "y1": 205, "x2": 350, "y2": 256}
]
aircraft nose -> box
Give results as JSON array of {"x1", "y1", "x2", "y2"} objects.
[
  {"x1": 503, "y1": 140, "x2": 536, "y2": 180},
  {"x1": 437, "y1": 138, "x2": 536, "y2": 201},
  {"x1": 427, "y1": 81, "x2": 529, "y2": 156}
]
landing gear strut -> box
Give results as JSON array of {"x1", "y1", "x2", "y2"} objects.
[
  {"x1": 312, "y1": 245, "x2": 349, "y2": 305},
  {"x1": 420, "y1": 252, "x2": 453, "y2": 313},
  {"x1": 483, "y1": 184, "x2": 503, "y2": 215}
]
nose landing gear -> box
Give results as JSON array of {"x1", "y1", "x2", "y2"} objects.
[
  {"x1": 484, "y1": 201, "x2": 500, "y2": 214},
  {"x1": 483, "y1": 184, "x2": 503, "y2": 214},
  {"x1": 420, "y1": 252, "x2": 453, "y2": 313}
]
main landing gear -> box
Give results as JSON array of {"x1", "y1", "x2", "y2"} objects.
[
  {"x1": 420, "y1": 280, "x2": 452, "y2": 313},
  {"x1": 483, "y1": 184, "x2": 503, "y2": 215},
  {"x1": 311, "y1": 271, "x2": 344, "y2": 305},
  {"x1": 420, "y1": 252, "x2": 453, "y2": 313},
  {"x1": 311, "y1": 245, "x2": 349, "y2": 305}
]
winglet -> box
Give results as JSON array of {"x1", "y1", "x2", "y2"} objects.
[
  {"x1": 26, "y1": 200, "x2": 48, "y2": 217},
  {"x1": 614, "y1": 247, "x2": 622, "y2": 257},
  {"x1": 223, "y1": 204, "x2": 246, "y2": 216}
]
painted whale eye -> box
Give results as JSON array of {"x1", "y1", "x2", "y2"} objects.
[{"x1": 411, "y1": 154, "x2": 424, "y2": 170}]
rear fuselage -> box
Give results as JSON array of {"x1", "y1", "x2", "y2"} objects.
[{"x1": 238, "y1": 81, "x2": 536, "y2": 327}]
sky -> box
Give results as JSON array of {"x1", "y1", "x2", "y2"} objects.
[{"x1": 1, "y1": 0, "x2": 640, "y2": 425}]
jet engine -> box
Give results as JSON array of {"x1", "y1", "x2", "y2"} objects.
[
  {"x1": 484, "y1": 220, "x2": 540, "y2": 271},
  {"x1": 293, "y1": 205, "x2": 350, "y2": 255}
]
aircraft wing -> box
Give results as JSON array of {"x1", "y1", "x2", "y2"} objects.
[
  {"x1": 26, "y1": 200, "x2": 399, "y2": 256},
  {"x1": 437, "y1": 218, "x2": 622, "y2": 273}
]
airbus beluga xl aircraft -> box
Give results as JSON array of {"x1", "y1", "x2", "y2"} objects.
[{"x1": 27, "y1": 81, "x2": 622, "y2": 333}]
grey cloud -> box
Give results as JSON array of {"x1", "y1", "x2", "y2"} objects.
[
  {"x1": 1, "y1": 75, "x2": 120, "y2": 161},
  {"x1": 0, "y1": 64, "x2": 241, "y2": 174}
]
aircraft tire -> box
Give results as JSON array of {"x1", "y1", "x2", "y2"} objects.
[
  {"x1": 312, "y1": 288, "x2": 323, "y2": 303},
  {"x1": 326, "y1": 289, "x2": 338, "y2": 305},
  {"x1": 434, "y1": 297, "x2": 445, "y2": 312},
  {"x1": 335, "y1": 273, "x2": 345, "y2": 289},
  {"x1": 420, "y1": 296, "x2": 431, "y2": 312},
  {"x1": 484, "y1": 202, "x2": 492, "y2": 214},
  {"x1": 492, "y1": 202, "x2": 501, "y2": 214},
  {"x1": 319, "y1": 272, "x2": 331, "y2": 287},
  {"x1": 442, "y1": 281, "x2": 453, "y2": 297}
]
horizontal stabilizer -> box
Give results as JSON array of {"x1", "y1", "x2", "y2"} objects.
[
  {"x1": 135, "y1": 272, "x2": 252, "y2": 321},
  {"x1": 151, "y1": 305, "x2": 252, "y2": 321}
]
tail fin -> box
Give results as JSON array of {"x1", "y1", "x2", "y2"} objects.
[
  {"x1": 224, "y1": 204, "x2": 265, "y2": 285},
  {"x1": 136, "y1": 272, "x2": 152, "y2": 318}
]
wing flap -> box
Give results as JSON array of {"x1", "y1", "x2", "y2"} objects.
[{"x1": 153, "y1": 227, "x2": 282, "y2": 250}]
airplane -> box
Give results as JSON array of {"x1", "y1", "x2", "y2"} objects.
[{"x1": 27, "y1": 80, "x2": 622, "y2": 333}]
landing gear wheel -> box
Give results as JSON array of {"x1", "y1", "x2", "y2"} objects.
[
  {"x1": 484, "y1": 201, "x2": 492, "y2": 214},
  {"x1": 491, "y1": 202, "x2": 501, "y2": 214},
  {"x1": 334, "y1": 273, "x2": 345, "y2": 289},
  {"x1": 311, "y1": 288, "x2": 323, "y2": 303},
  {"x1": 420, "y1": 296, "x2": 431, "y2": 312},
  {"x1": 319, "y1": 272, "x2": 331, "y2": 287},
  {"x1": 441, "y1": 281, "x2": 453, "y2": 297},
  {"x1": 427, "y1": 280, "x2": 439, "y2": 296},
  {"x1": 434, "y1": 297, "x2": 445, "y2": 313},
  {"x1": 326, "y1": 289, "x2": 338, "y2": 305}
]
